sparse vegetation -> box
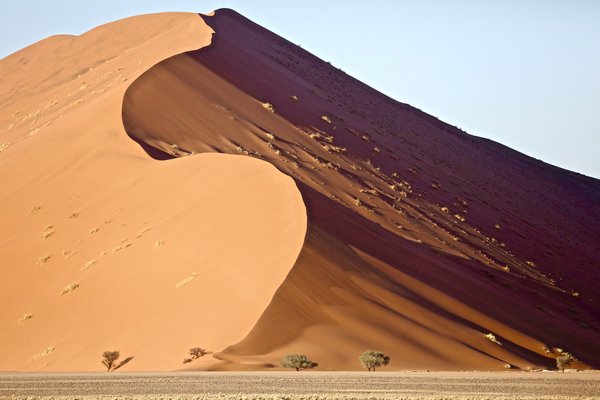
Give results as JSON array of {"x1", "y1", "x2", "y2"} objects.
[
  {"x1": 359, "y1": 350, "x2": 390, "y2": 371},
  {"x1": 153, "y1": 240, "x2": 165, "y2": 248},
  {"x1": 290, "y1": 95, "x2": 298, "y2": 101},
  {"x1": 82, "y1": 260, "x2": 97, "y2": 270},
  {"x1": 39, "y1": 255, "x2": 51, "y2": 263},
  {"x1": 263, "y1": 102, "x2": 275, "y2": 112},
  {"x1": 0, "y1": 143, "x2": 9, "y2": 152},
  {"x1": 324, "y1": 144, "x2": 346, "y2": 153},
  {"x1": 184, "y1": 347, "x2": 212, "y2": 364},
  {"x1": 40, "y1": 230, "x2": 54, "y2": 239},
  {"x1": 102, "y1": 350, "x2": 120, "y2": 372},
  {"x1": 32, "y1": 347, "x2": 54, "y2": 360},
  {"x1": 556, "y1": 353, "x2": 576, "y2": 372},
  {"x1": 69, "y1": 212, "x2": 79, "y2": 219},
  {"x1": 280, "y1": 354, "x2": 318, "y2": 371},
  {"x1": 321, "y1": 116, "x2": 331, "y2": 123},
  {"x1": 61, "y1": 283, "x2": 79, "y2": 295},
  {"x1": 18, "y1": 314, "x2": 32, "y2": 323},
  {"x1": 176, "y1": 273, "x2": 198, "y2": 288},
  {"x1": 27, "y1": 205, "x2": 41, "y2": 216},
  {"x1": 485, "y1": 333, "x2": 502, "y2": 346},
  {"x1": 89, "y1": 228, "x2": 99, "y2": 234}
]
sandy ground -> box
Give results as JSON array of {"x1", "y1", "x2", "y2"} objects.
[{"x1": 1, "y1": 371, "x2": 599, "y2": 399}]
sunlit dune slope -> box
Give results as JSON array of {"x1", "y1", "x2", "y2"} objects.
[
  {"x1": 0, "y1": 12, "x2": 306, "y2": 371},
  {"x1": 122, "y1": 9, "x2": 600, "y2": 370}
]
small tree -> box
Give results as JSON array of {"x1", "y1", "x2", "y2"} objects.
[
  {"x1": 359, "y1": 350, "x2": 390, "y2": 371},
  {"x1": 556, "y1": 353, "x2": 576, "y2": 373},
  {"x1": 190, "y1": 347, "x2": 211, "y2": 359},
  {"x1": 102, "y1": 350, "x2": 120, "y2": 372},
  {"x1": 280, "y1": 354, "x2": 318, "y2": 371},
  {"x1": 183, "y1": 347, "x2": 212, "y2": 364}
]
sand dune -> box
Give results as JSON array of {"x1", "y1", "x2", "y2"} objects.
[
  {"x1": 1, "y1": 8, "x2": 599, "y2": 372},
  {"x1": 0, "y1": 12, "x2": 306, "y2": 371}
]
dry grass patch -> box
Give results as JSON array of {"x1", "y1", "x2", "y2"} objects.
[
  {"x1": 113, "y1": 243, "x2": 131, "y2": 253},
  {"x1": 69, "y1": 212, "x2": 79, "y2": 219},
  {"x1": 176, "y1": 273, "x2": 198, "y2": 288},
  {"x1": 26, "y1": 205, "x2": 41, "y2": 216},
  {"x1": 136, "y1": 228, "x2": 151, "y2": 238},
  {"x1": 31, "y1": 347, "x2": 54, "y2": 360},
  {"x1": 0, "y1": 143, "x2": 9, "y2": 153},
  {"x1": 153, "y1": 240, "x2": 165, "y2": 248},
  {"x1": 40, "y1": 230, "x2": 54, "y2": 239},
  {"x1": 61, "y1": 283, "x2": 79, "y2": 295},
  {"x1": 323, "y1": 144, "x2": 346, "y2": 154},
  {"x1": 82, "y1": 260, "x2": 97, "y2": 270},
  {"x1": 485, "y1": 332, "x2": 502, "y2": 345},
  {"x1": 89, "y1": 228, "x2": 99, "y2": 234},
  {"x1": 18, "y1": 314, "x2": 32, "y2": 323},
  {"x1": 39, "y1": 255, "x2": 51, "y2": 263}
]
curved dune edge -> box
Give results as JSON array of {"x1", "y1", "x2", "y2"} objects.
[
  {"x1": 0, "y1": 12, "x2": 307, "y2": 371},
  {"x1": 121, "y1": 9, "x2": 600, "y2": 371}
]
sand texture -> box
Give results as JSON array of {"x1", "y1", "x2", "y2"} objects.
[
  {"x1": 1, "y1": 371, "x2": 600, "y2": 399},
  {"x1": 1, "y1": 8, "x2": 599, "y2": 372}
]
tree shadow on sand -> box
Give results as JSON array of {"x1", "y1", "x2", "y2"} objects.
[{"x1": 113, "y1": 356, "x2": 135, "y2": 371}]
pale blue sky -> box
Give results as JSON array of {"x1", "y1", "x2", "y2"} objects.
[{"x1": 2, "y1": 1, "x2": 599, "y2": 179}]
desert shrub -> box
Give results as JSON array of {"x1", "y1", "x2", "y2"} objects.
[
  {"x1": 280, "y1": 354, "x2": 318, "y2": 371},
  {"x1": 102, "y1": 350, "x2": 120, "y2": 371},
  {"x1": 183, "y1": 347, "x2": 212, "y2": 363},
  {"x1": 60, "y1": 283, "x2": 79, "y2": 295},
  {"x1": 485, "y1": 333, "x2": 502, "y2": 346},
  {"x1": 190, "y1": 347, "x2": 211, "y2": 359},
  {"x1": 556, "y1": 353, "x2": 576, "y2": 372},
  {"x1": 18, "y1": 314, "x2": 32, "y2": 323},
  {"x1": 359, "y1": 350, "x2": 390, "y2": 371}
]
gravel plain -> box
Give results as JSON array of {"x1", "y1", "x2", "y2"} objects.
[{"x1": 1, "y1": 370, "x2": 599, "y2": 400}]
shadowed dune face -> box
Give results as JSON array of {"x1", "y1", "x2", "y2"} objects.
[
  {"x1": 0, "y1": 12, "x2": 306, "y2": 371},
  {"x1": 122, "y1": 9, "x2": 600, "y2": 371}
]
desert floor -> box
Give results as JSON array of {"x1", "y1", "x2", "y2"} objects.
[{"x1": 1, "y1": 371, "x2": 599, "y2": 399}]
